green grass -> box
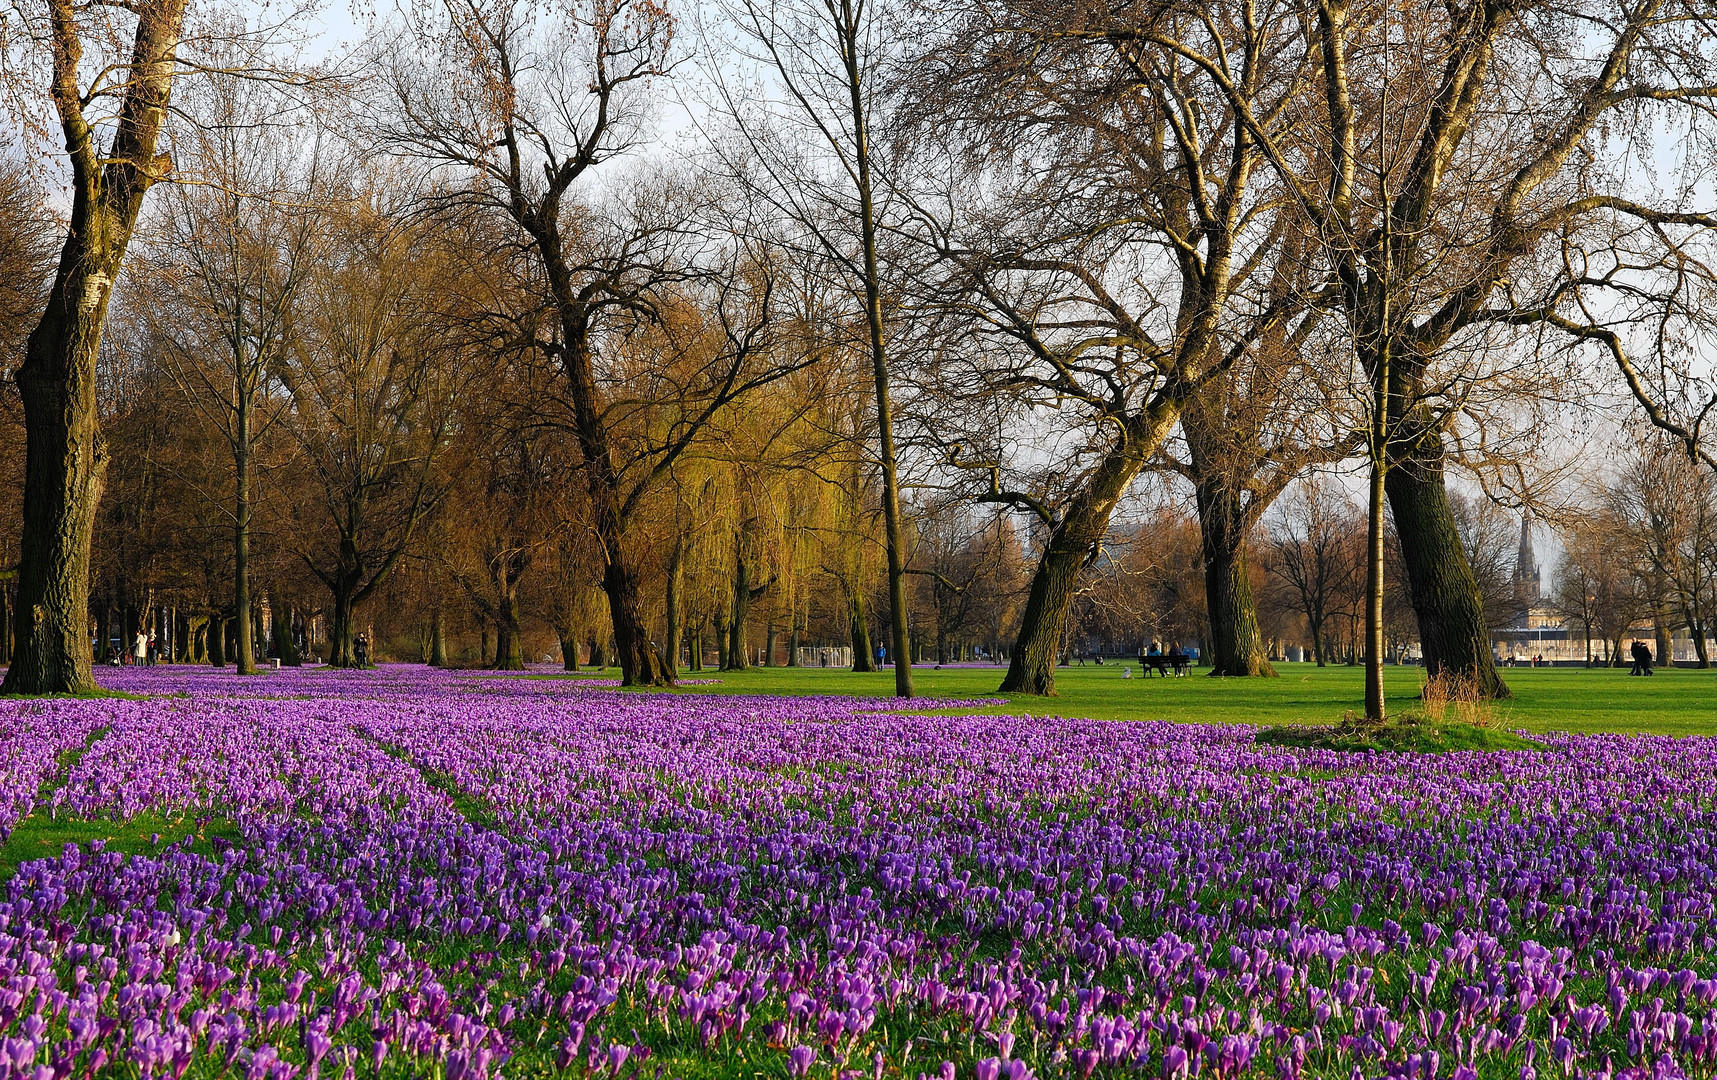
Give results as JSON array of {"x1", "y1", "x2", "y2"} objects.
[
  {"x1": 541, "y1": 660, "x2": 1717, "y2": 735},
  {"x1": 0, "y1": 810, "x2": 241, "y2": 878}
]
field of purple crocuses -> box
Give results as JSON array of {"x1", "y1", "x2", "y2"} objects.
[{"x1": 0, "y1": 666, "x2": 1713, "y2": 1080}]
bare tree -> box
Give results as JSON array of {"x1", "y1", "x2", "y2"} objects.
[
  {"x1": 1612, "y1": 437, "x2": 1717, "y2": 667},
  {"x1": 708, "y1": 0, "x2": 919, "y2": 696},
  {"x1": 1554, "y1": 508, "x2": 1643, "y2": 667},
  {"x1": 281, "y1": 199, "x2": 457, "y2": 666},
  {"x1": 371, "y1": 0, "x2": 679, "y2": 685},
  {"x1": 1146, "y1": 0, "x2": 1717, "y2": 702},
  {"x1": 141, "y1": 71, "x2": 325, "y2": 676},
  {"x1": 1263, "y1": 480, "x2": 1366, "y2": 667},
  {"x1": 1170, "y1": 323, "x2": 1350, "y2": 676},
  {"x1": 375, "y1": 0, "x2": 820, "y2": 685},
  {"x1": 898, "y1": 0, "x2": 1314, "y2": 695}
]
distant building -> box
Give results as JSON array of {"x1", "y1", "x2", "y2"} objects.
[
  {"x1": 1493, "y1": 515, "x2": 1575, "y2": 661},
  {"x1": 1513, "y1": 514, "x2": 1540, "y2": 606}
]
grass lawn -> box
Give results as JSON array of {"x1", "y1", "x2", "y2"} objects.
[{"x1": 542, "y1": 660, "x2": 1717, "y2": 734}]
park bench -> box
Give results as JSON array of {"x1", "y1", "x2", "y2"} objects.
[{"x1": 1138, "y1": 653, "x2": 1191, "y2": 677}]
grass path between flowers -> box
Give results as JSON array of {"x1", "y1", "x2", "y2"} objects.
[
  {"x1": 0, "y1": 726, "x2": 242, "y2": 877},
  {"x1": 534, "y1": 661, "x2": 1717, "y2": 735}
]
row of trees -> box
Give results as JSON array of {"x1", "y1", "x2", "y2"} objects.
[
  {"x1": 1555, "y1": 446, "x2": 1717, "y2": 667},
  {"x1": 1, "y1": 0, "x2": 1713, "y2": 710}
]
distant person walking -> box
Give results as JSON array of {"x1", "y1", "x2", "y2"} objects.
[{"x1": 1629, "y1": 639, "x2": 1654, "y2": 676}]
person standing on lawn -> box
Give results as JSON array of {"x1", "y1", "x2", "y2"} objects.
[{"x1": 1630, "y1": 639, "x2": 1654, "y2": 676}]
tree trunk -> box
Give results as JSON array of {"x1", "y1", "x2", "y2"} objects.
[
  {"x1": 208, "y1": 614, "x2": 226, "y2": 666},
  {"x1": 493, "y1": 618, "x2": 522, "y2": 670},
  {"x1": 233, "y1": 389, "x2": 257, "y2": 675},
  {"x1": 271, "y1": 593, "x2": 301, "y2": 666},
  {"x1": 1385, "y1": 434, "x2": 1510, "y2": 699},
  {"x1": 431, "y1": 609, "x2": 448, "y2": 667},
  {"x1": 764, "y1": 620, "x2": 777, "y2": 667},
  {"x1": 328, "y1": 593, "x2": 356, "y2": 667},
  {"x1": 999, "y1": 545, "x2": 1083, "y2": 696},
  {"x1": 548, "y1": 308, "x2": 668, "y2": 685},
  {"x1": 1001, "y1": 413, "x2": 1171, "y2": 695},
  {"x1": 492, "y1": 588, "x2": 524, "y2": 670},
  {"x1": 848, "y1": 589, "x2": 874, "y2": 672},
  {"x1": 1654, "y1": 618, "x2": 1673, "y2": 669},
  {"x1": 3, "y1": 306, "x2": 109, "y2": 694},
  {"x1": 664, "y1": 531, "x2": 683, "y2": 681},
  {"x1": 187, "y1": 616, "x2": 205, "y2": 663},
  {"x1": 826, "y1": 15, "x2": 912, "y2": 698},
  {"x1": 787, "y1": 622, "x2": 800, "y2": 667},
  {"x1": 0, "y1": 584, "x2": 11, "y2": 666},
  {"x1": 1195, "y1": 481, "x2": 1277, "y2": 678},
  {"x1": 690, "y1": 623, "x2": 703, "y2": 671},
  {"x1": 725, "y1": 551, "x2": 752, "y2": 671},
  {"x1": 1364, "y1": 452, "x2": 1387, "y2": 722},
  {"x1": 557, "y1": 626, "x2": 578, "y2": 670},
  {"x1": 588, "y1": 635, "x2": 607, "y2": 670},
  {"x1": 603, "y1": 548, "x2": 666, "y2": 685}
]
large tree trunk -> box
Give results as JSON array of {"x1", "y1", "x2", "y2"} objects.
[
  {"x1": 328, "y1": 593, "x2": 356, "y2": 667},
  {"x1": 492, "y1": 578, "x2": 524, "y2": 670},
  {"x1": 1654, "y1": 617, "x2": 1673, "y2": 669},
  {"x1": 1384, "y1": 434, "x2": 1510, "y2": 699},
  {"x1": 557, "y1": 626, "x2": 578, "y2": 670},
  {"x1": 489, "y1": 555, "x2": 527, "y2": 671},
  {"x1": 999, "y1": 546, "x2": 1082, "y2": 695},
  {"x1": 207, "y1": 614, "x2": 226, "y2": 667},
  {"x1": 1194, "y1": 480, "x2": 1276, "y2": 678},
  {"x1": 431, "y1": 608, "x2": 448, "y2": 667},
  {"x1": 725, "y1": 547, "x2": 753, "y2": 671},
  {"x1": 492, "y1": 610, "x2": 523, "y2": 670},
  {"x1": 3, "y1": 289, "x2": 111, "y2": 695},
  {"x1": 271, "y1": 592, "x2": 301, "y2": 666},
  {"x1": 1002, "y1": 413, "x2": 1171, "y2": 695},
  {"x1": 1, "y1": 0, "x2": 186, "y2": 696}
]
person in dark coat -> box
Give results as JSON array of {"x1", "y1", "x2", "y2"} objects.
[{"x1": 1629, "y1": 639, "x2": 1654, "y2": 676}]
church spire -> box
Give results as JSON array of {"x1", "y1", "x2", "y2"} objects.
[{"x1": 1515, "y1": 515, "x2": 1540, "y2": 604}]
